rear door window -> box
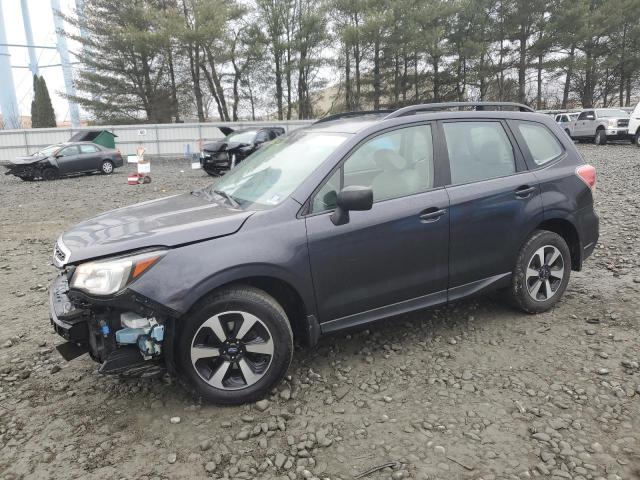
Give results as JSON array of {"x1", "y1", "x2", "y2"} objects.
[
  {"x1": 443, "y1": 121, "x2": 516, "y2": 185},
  {"x1": 513, "y1": 121, "x2": 564, "y2": 166},
  {"x1": 79, "y1": 144, "x2": 99, "y2": 154}
]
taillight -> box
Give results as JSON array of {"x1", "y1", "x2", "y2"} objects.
[{"x1": 576, "y1": 164, "x2": 596, "y2": 190}]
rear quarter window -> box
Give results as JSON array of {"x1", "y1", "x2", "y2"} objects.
[{"x1": 514, "y1": 121, "x2": 564, "y2": 166}]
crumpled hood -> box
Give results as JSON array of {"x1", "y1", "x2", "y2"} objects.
[
  {"x1": 59, "y1": 193, "x2": 254, "y2": 264},
  {"x1": 202, "y1": 141, "x2": 250, "y2": 153},
  {"x1": 11, "y1": 154, "x2": 48, "y2": 165}
]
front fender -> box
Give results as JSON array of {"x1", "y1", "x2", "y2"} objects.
[{"x1": 127, "y1": 206, "x2": 316, "y2": 320}]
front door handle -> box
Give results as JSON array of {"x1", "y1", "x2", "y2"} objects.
[
  {"x1": 419, "y1": 207, "x2": 447, "y2": 222},
  {"x1": 515, "y1": 185, "x2": 536, "y2": 198}
]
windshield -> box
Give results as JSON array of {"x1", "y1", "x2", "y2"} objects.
[
  {"x1": 204, "y1": 130, "x2": 349, "y2": 208},
  {"x1": 226, "y1": 130, "x2": 259, "y2": 144},
  {"x1": 35, "y1": 145, "x2": 61, "y2": 156},
  {"x1": 596, "y1": 109, "x2": 628, "y2": 118}
]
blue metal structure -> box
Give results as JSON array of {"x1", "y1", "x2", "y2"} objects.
[{"x1": 0, "y1": 0, "x2": 21, "y2": 129}]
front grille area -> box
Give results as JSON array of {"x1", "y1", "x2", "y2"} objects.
[{"x1": 617, "y1": 119, "x2": 629, "y2": 127}]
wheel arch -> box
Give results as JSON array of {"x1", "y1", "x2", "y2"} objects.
[
  {"x1": 180, "y1": 273, "x2": 318, "y2": 347},
  {"x1": 535, "y1": 218, "x2": 582, "y2": 271}
]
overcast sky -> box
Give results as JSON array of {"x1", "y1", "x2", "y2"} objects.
[{"x1": 2, "y1": 0, "x2": 80, "y2": 122}]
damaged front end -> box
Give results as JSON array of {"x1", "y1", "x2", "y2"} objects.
[
  {"x1": 49, "y1": 243, "x2": 175, "y2": 377},
  {"x1": 4, "y1": 155, "x2": 52, "y2": 179}
]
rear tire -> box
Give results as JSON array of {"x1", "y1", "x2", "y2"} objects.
[
  {"x1": 635, "y1": 130, "x2": 640, "y2": 147},
  {"x1": 595, "y1": 129, "x2": 607, "y2": 145},
  {"x1": 41, "y1": 167, "x2": 59, "y2": 181},
  {"x1": 176, "y1": 286, "x2": 293, "y2": 405},
  {"x1": 101, "y1": 160, "x2": 114, "y2": 174},
  {"x1": 510, "y1": 230, "x2": 571, "y2": 314}
]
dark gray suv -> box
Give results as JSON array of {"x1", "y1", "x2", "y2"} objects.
[{"x1": 49, "y1": 102, "x2": 599, "y2": 404}]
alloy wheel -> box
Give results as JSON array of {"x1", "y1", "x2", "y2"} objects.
[
  {"x1": 190, "y1": 311, "x2": 274, "y2": 390},
  {"x1": 525, "y1": 245, "x2": 565, "y2": 302},
  {"x1": 102, "y1": 161, "x2": 113, "y2": 174}
]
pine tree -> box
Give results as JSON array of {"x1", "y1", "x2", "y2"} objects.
[
  {"x1": 31, "y1": 75, "x2": 57, "y2": 128},
  {"x1": 30, "y1": 75, "x2": 40, "y2": 127}
]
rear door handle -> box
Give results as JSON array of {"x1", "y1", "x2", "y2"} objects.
[
  {"x1": 419, "y1": 207, "x2": 447, "y2": 222},
  {"x1": 515, "y1": 185, "x2": 536, "y2": 198}
]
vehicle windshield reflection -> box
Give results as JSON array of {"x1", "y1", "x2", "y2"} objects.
[
  {"x1": 200, "y1": 130, "x2": 349, "y2": 209},
  {"x1": 226, "y1": 130, "x2": 259, "y2": 144}
]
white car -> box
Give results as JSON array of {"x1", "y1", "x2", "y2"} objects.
[{"x1": 555, "y1": 113, "x2": 579, "y2": 137}]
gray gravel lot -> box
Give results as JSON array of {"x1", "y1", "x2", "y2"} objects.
[{"x1": 0, "y1": 145, "x2": 639, "y2": 480}]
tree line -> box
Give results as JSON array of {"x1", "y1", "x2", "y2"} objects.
[{"x1": 64, "y1": 0, "x2": 640, "y2": 124}]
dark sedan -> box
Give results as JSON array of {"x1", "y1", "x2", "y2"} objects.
[
  {"x1": 200, "y1": 127, "x2": 285, "y2": 176},
  {"x1": 5, "y1": 142, "x2": 124, "y2": 181}
]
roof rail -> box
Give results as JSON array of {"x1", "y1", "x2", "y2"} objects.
[
  {"x1": 384, "y1": 102, "x2": 534, "y2": 119},
  {"x1": 315, "y1": 110, "x2": 395, "y2": 124}
]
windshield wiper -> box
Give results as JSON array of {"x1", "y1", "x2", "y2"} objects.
[{"x1": 213, "y1": 189, "x2": 241, "y2": 208}]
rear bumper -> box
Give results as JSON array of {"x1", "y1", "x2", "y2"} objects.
[{"x1": 576, "y1": 206, "x2": 599, "y2": 263}]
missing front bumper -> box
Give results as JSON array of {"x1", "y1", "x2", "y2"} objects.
[{"x1": 49, "y1": 274, "x2": 168, "y2": 376}]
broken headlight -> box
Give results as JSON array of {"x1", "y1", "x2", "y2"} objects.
[{"x1": 70, "y1": 250, "x2": 166, "y2": 296}]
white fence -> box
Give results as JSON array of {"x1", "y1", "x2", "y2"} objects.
[{"x1": 0, "y1": 120, "x2": 315, "y2": 162}]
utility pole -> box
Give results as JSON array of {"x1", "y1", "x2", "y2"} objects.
[
  {"x1": 51, "y1": 0, "x2": 80, "y2": 128},
  {"x1": 0, "y1": 0, "x2": 21, "y2": 129},
  {"x1": 20, "y1": 0, "x2": 39, "y2": 76}
]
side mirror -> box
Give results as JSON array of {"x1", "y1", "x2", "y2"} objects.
[{"x1": 330, "y1": 186, "x2": 373, "y2": 226}]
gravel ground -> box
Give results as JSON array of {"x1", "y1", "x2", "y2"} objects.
[{"x1": 0, "y1": 145, "x2": 639, "y2": 480}]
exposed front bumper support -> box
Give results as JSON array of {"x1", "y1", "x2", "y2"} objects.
[{"x1": 49, "y1": 273, "x2": 169, "y2": 376}]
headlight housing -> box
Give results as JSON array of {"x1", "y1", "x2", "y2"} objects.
[
  {"x1": 607, "y1": 119, "x2": 617, "y2": 127},
  {"x1": 70, "y1": 250, "x2": 166, "y2": 296}
]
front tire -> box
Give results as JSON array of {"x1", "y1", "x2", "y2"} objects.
[
  {"x1": 635, "y1": 130, "x2": 640, "y2": 147},
  {"x1": 176, "y1": 286, "x2": 293, "y2": 405},
  {"x1": 41, "y1": 167, "x2": 59, "y2": 181},
  {"x1": 510, "y1": 230, "x2": 571, "y2": 314},
  {"x1": 595, "y1": 129, "x2": 607, "y2": 145}
]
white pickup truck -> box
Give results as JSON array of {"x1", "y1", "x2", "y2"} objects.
[
  {"x1": 566, "y1": 108, "x2": 630, "y2": 145},
  {"x1": 628, "y1": 102, "x2": 640, "y2": 147}
]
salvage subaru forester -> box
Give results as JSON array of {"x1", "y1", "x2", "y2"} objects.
[{"x1": 49, "y1": 102, "x2": 599, "y2": 404}]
